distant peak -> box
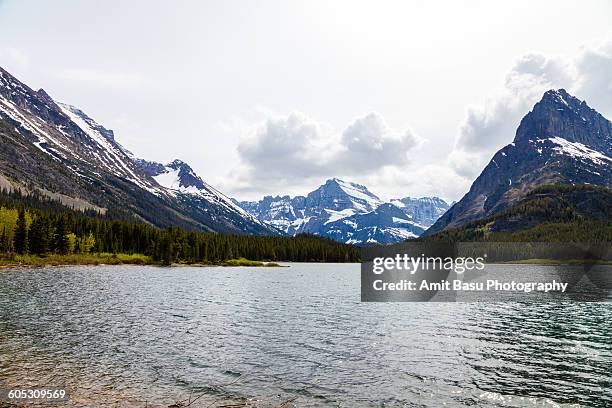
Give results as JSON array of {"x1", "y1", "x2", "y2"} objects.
[
  {"x1": 169, "y1": 159, "x2": 187, "y2": 167},
  {"x1": 540, "y1": 88, "x2": 579, "y2": 107},
  {"x1": 37, "y1": 88, "x2": 52, "y2": 98},
  {"x1": 326, "y1": 177, "x2": 362, "y2": 188},
  {"x1": 545, "y1": 88, "x2": 569, "y2": 96},
  {"x1": 34, "y1": 88, "x2": 60, "y2": 108},
  {"x1": 167, "y1": 159, "x2": 195, "y2": 173},
  {"x1": 514, "y1": 88, "x2": 609, "y2": 145}
]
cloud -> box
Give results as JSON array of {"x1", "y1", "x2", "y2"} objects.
[
  {"x1": 231, "y1": 111, "x2": 422, "y2": 193},
  {"x1": 228, "y1": 37, "x2": 612, "y2": 201},
  {"x1": 339, "y1": 113, "x2": 420, "y2": 171},
  {"x1": 573, "y1": 39, "x2": 612, "y2": 118},
  {"x1": 56, "y1": 68, "x2": 144, "y2": 87},
  {"x1": 449, "y1": 53, "x2": 573, "y2": 177},
  {"x1": 448, "y1": 39, "x2": 612, "y2": 179},
  {"x1": 236, "y1": 111, "x2": 334, "y2": 181}
]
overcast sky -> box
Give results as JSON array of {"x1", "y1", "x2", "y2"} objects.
[{"x1": 1, "y1": 0, "x2": 612, "y2": 202}]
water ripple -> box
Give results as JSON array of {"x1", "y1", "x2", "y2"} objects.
[{"x1": 0, "y1": 264, "x2": 610, "y2": 407}]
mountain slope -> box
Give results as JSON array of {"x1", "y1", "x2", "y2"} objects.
[
  {"x1": 427, "y1": 89, "x2": 612, "y2": 235},
  {"x1": 422, "y1": 184, "x2": 612, "y2": 242},
  {"x1": 389, "y1": 196, "x2": 450, "y2": 227},
  {"x1": 0, "y1": 66, "x2": 274, "y2": 235},
  {"x1": 237, "y1": 178, "x2": 449, "y2": 244},
  {"x1": 326, "y1": 203, "x2": 427, "y2": 244},
  {"x1": 136, "y1": 159, "x2": 271, "y2": 234}
]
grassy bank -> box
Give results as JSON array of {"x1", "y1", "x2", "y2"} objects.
[
  {"x1": 221, "y1": 257, "x2": 281, "y2": 267},
  {"x1": 0, "y1": 252, "x2": 152, "y2": 267},
  {"x1": 0, "y1": 253, "x2": 283, "y2": 268}
]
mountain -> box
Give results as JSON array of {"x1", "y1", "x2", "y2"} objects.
[
  {"x1": 389, "y1": 196, "x2": 450, "y2": 227},
  {"x1": 236, "y1": 178, "x2": 449, "y2": 244},
  {"x1": 422, "y1": 184, "x2": 612, "y2": 242},
  {"x1": 0, "y1": 66, "x2": 273, "y2": 235},
  {"x1": 427, "y1": 89, "x2": 612, "y2": 235},
  {"x1": 135, "y1": 159, "x2": 268, "y2": 233}
]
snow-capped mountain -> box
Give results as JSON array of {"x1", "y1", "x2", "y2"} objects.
[
  {"x1": 389, "y1": 196, "x2": 450, "y2": 227},
  {"x1": 427, "y1": 89, "x2": 612, "y2": 235},
  {"x1": 136, "y1": 159, "x2": 269, "y2": 231},
  {"x1": 0, "y1": 68, "x2": 158, "y2": 193},
  {"x1": 236, "y1": 178, "x2": 449, "y2": 244},
  {"x1": 0, "y1": 66, "x2": 274, "y2": 235}
]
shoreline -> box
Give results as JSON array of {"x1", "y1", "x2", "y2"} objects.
[
  {"x1": 0, "y1": 254, "x2": 285, "y2": 269},
  {"x1": 2, "y1": 254, "x2": 610, "y2": 269}
]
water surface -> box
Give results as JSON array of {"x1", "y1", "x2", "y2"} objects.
[{"x1": 0, "y1": 264, "x2": 611, "y2": 407}]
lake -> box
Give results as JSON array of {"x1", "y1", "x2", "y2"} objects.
[{"x1": 0, "y1": 264, "x2": 611, "y2": 407}]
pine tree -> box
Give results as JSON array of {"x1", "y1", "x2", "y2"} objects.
[
  {"x1": 0, "y1": 226, "x2": 7, "y2": 253},
  {"x1": 29, "y1": 215, "x2": 50, "y2": 255},
  {"x1": 54, "y1": 216, "x2": 70, "y2": 255},
  {"x1": 13, "y1": 208, "x2": 28, "y2": 254},
  {"x1": 160, "y1": 234, "x2": 173, "y2": 266}
]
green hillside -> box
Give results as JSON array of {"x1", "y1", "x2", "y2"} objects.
[{"x1": 421, "y1": 184, "x2": 612, "y2": 242}]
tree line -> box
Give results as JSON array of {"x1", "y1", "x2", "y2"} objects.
[
  {"x1": 419, "y1": 184, "x2": 612, "y2": 243},
  {"x1": 0, "y1": 189, "x2": 361, "y2": 264}
]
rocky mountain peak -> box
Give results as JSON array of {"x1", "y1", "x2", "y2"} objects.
[
  {"x1": 0, "y1": 65, "x2": 273, "y2": 235},
  {"x1": 169, "y1": 159, "x2": 207, "y2": 190},
  {"x1": 236, "y1": 179, "x2": 450, "y2": 244},
  {"x1": 541, "y1": 88, "x2": 578, "y2": 107},
  {"x1": 139, "y1": 158, "x2": 207, "y2": 191},
  {"x1": 168, "y1": 159, "x2": 188, "y2": 169},
  {"x1": 514, "y1": 89, "x2": 612, "y2": 152},
  {"x1": 36, "y1": 88, "x2": 56, "y2": 105},
  {"x1": 426, "y1": 89, "x2": 612, "y2": 235},
  {"x1": 308, "y1": 178, "x2": 382, "y2": 213}
]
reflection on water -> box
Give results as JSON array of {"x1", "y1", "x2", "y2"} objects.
[{"x1": 0, "y1": 264, "x2": 611, "y2": 407}]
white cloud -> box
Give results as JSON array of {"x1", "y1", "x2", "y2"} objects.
[
  {"x1": 236, "y1": 111, "x2": 335, "y2": 181},
  {"x1": 339, "y1": 113, "x2": 420, "y2": 171},
  {"x1": 448, "y1": 54, "x2": 571, "y2": 177},
  {"x1": 56, "y1": 68, "x2": 144, "y2": 87},
  {"x1": 230, "y1": 111, "x2": 422, "y2": 195},
  {"x1": 573, "y1": 39, "x2": 612, "y2": 118},
  {"x1": 229, "y1": 37, "x2": 612, "y2": 201},
  {"x1": 448, "y1": 39, "x2": 612, "y2": 180}
]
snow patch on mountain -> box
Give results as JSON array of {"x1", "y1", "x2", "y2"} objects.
[
  {"x1": 324, "y1": 208, "x2": 356, "y2": 224},
  {"x1": 332, "y1": 178, "x2": 382, "y2": 212},
  {"x1": 0, "y1": 95, "x2": 70, "y2": 157},
  {"x1": 144, "y1": 160, "x2": 264, "y2": 224},
  {"x1": 236, "y1": 178, "x2": 450, "y2": 244},
  {"x1": 152, "y1": 167, "x2": 182, "y2": 190},
  {"x1": 58, "y1": 103, "x2": 159, "y2": 193},
  {"x1": 547, "y1": 137, "x2": 612, "y2": 165},
  {"x1": 0, "y1": 65, "x2": 275, "y2": 235}
]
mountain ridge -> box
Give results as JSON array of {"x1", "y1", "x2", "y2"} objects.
[
  {"x1": 237, "y1": 178, "x2": 450, "y2": 244},
  {"x1": 0, "y1": 66, "x2": 275, "y2": 235},
  {"x1": 426, "y1": 89, "x2": 612, "y2": 235}
]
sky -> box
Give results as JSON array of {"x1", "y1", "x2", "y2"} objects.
[{"x1": 1, "y1": 0, "x2": 612, "y2": 202}]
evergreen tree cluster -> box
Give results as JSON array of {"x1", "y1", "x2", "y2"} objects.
[
  {"x1": 420, "y1": 184, "x2": 612, "y2": 243},
  {"x1": 0, "y1": 189, "x2": 360, "y2": 264}
]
